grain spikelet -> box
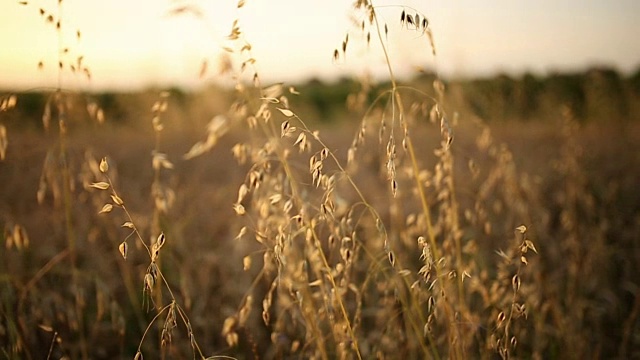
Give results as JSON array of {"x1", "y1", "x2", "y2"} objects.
[
  {"x1": 243, "y1": 255, "x2": 251, "y2": 271},
  {"x1": 90, "y1": 182, "x2": 109, "y2": 190},
  {"x1": 277, "y1": 108, "x2": 294, "y2": 117},
  {"x1": 99, "y1": 157, "x2": 108, "y2": 173},
  {"x1": 98, "y1": 204, "x2": 113, "y2": 214},
  {"x1": 118, "y1": 242, "x2": 127, "y2": 260},
  {"x1": 111, "y1": 194, "x2": 124, "y2": 206}
]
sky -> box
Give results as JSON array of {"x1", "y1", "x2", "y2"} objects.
[{"x1": 1, "y1": 0, "x2": 639, "y2": 91}]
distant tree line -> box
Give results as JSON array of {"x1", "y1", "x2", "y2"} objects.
[
  {"x1": 447, "y1": 66, "x2": 640, "y2": 123},
  {"x1": 3, "y1": 66, "x2": 639, "y2": 126},
  {"x1": 294, "y1": 66, "x2": 640, "y2": 123}
]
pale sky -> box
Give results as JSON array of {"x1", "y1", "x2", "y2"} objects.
[{"x1": 1, "y1": 0, "x2": 639, "y2": 91}]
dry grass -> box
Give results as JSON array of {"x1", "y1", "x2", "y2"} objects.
[{"x1": 1, "y1": 1, "x2": 640, "y2": 359}]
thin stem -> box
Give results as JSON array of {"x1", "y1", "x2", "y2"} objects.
[
  {"x1": 46, "y1": 331, "x2": 58, "y2": 360},
  {"x1": 137, "y1": 302, "x2": 173, "y2": 354},
  {"x1": 369, "y1": 2, "x2": 460, "y2": 357}
]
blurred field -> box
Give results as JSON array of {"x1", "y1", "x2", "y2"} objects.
[{"x1": 1, "y1": 68, "x2": 640, "y2": 360}]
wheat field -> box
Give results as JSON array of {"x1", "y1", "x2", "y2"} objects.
[{"x1": 1, "y1": 1, "x2": 640, "y2": 359}]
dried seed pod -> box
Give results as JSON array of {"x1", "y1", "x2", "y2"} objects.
[
  {"x1": 233, "y1": 203, "x2": 246, "y2": 215},
  {"x1": 406, "y1": 14, "x2": 414, "y2": 27},
  {"x1": 512, "y1": 274, "x2": 521, "y2": 292},
  {"x1": 111, "y1": 194, "x2": 124, "y2": 206},
  {"x1": 320, "y1": 147, "x2": 329, "y2": 160},
  {"x1": 118, "y1": 242, "x2": 127, "y2": 260},
  {"x1": 525, "y1": 240, "x2": 538, "y2": 253},
  {"x1": 99, "y1": 157, "x2": 108, "y2": 173},
  {"x1": 90, "y1": 182, "x2": 109, "y2": 190},
  {"x1": 388, "y1": 251, "x2": 396, "y2": 267},
  {"x1": 277, "y1": 108, "x2": 294, "y2": 117},
  {"x1": 98, "y1": 204, "x2": 113, "y2": 214},
  {"x1": 144, "y1": 273, "x2": 155, "y2": 292},
  {"x1": 280, "y1": 120, "x2": 290, "y2": 137},
  {"x1": 156, "y1": 232, "x2": 166, "y2": 249}
]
